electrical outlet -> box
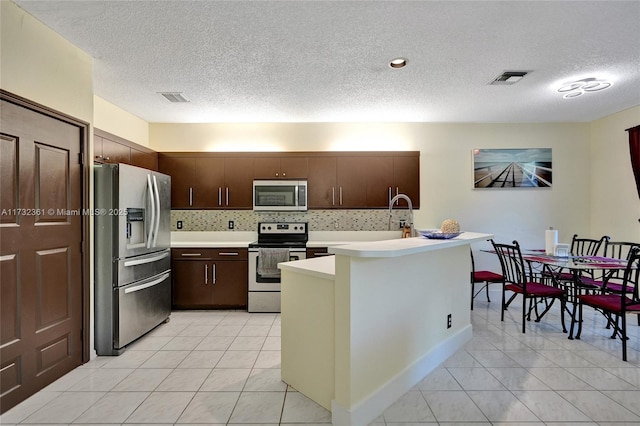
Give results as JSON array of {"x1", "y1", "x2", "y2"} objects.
[
  {"x1": 399, "y1": 220, "x2": 406, "y2": 229},
  {"x1": 228, "y1": 220, "x2": 234, "y2": 230},
  {"x1": 447, "y1": 314, "x2": 452, "y2": 329},
  {"x1": 177, "y1": 220, "x2": 183, "y2": 229}
]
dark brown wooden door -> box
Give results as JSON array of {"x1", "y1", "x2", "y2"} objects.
[
  {"x1": 366, "y1": 157, "x2": 394, "y2": 208},
  {"x1": 224, "y1": 157, "x2": 254, "y2": 208},
  {"x1": 158, "y1": 156, "x2": 195, "y2": 208},
  {"x1": 394, "y1": 156, "x2": 420, "y2": 209},
  {"x1": 130, "y1": 148, "x2": 158, "y2": 171},
  {"x1": 279, "y1": 157, "x2": 308, "y2": 179},
  {"x1": 308, "y1": 156, "x2": 337, "y2": 208},
  {"x1": 211, "y1": 260, "x2": 248, "y2": 308},
  {"x1": 172, "y1": 260, "x2": 213, "y2": 308},
  {"x1": 195, "y1": 157, "x2": 224, "y2": 208},
  {"x1": 337, "y1": 157, "x2": 368, "y2": 208},
  {"x1": 253, "y1": 157, "x2": 281, "y2": 179},
  {"x1": 101, "y1": 137, "x2": 130, "y2": 164},
  {"x1": 1, "y1": 99, "x2": 84, "y2": 413}
]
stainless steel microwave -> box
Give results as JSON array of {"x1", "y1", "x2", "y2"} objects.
[{"x1": 253, "y1": 180, "x2": 307, "y2": 211}]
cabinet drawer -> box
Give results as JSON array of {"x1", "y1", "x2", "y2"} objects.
[
  {"x1": 210, "y1": 248, "x2": 248, "y2": 261},
  {"x1": 172, "y1": 248, "x2": 248, "y2": 261}
]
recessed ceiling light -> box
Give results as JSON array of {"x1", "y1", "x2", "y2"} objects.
[
  {"x1": 389, "y1": 58, "x2": 408, "y2": 69},
  {"x1": 557, "y1": 78, "x2": 612, "y2": 99}
]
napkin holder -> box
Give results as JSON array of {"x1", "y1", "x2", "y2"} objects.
[{"x1": 554, "y1": 243, "x2": 570, "y2": 257}]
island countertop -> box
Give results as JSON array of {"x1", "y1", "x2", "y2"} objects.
[
  {"x1": 279, "y1": 230, "x2": 493, "y2": 425},
  {"x1": 327, "y1": 232, "x2": 493, "y2": 258}
]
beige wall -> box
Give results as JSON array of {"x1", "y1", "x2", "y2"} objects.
[
  {"x1": 151, "y1": 121, "x2": 593, "y2": 261},
  {"x1": 590, "y1": 105, "x2": 640, "y2": 242},
  {"x1": 1, "y1": 0, "x2": 97, "y2": 356},
  {"x1": 0, "y1": 1, "x2": 93, "y2": 123},
  {"x1": 3, "y1": 0, "x2": 638, "y2": 269},
  {"x1": 94, "y1": 95, "x2": 149, "y2": 146}
]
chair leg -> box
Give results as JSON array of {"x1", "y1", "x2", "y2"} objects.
[
  {"x1": 522, "y1": 297, "x2": 527, "y2": 333},
  {"x1": 501, "y1": 287, "x2": 506, "y2": 322},
  {"x1": 576, "y1": 301, "x2": 583, "y2": 338},
  {"x1": 485, "y1": 282, "x2": 491, "y2": 302},
  {"x1": 622, "y1": 313, "x2": 627, "y2": 362},
  {"x1": 471, "y1": 282, "x2": 475, "y2": 310},
  {"x1": 560, "y1": 296, "x2": 567, "y2": 333}
]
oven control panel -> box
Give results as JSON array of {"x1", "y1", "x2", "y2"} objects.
[{"x1": 258, "y1": 222, "x2": 307, "y2": 234}]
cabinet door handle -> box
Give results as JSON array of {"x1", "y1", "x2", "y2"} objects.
[
  {"x1": 212, "y1": 263, "x2": 216, "y2": 284},
  {"x1": 181, "y1": 253, "x2": 202, "y2": 257},
  {"x1": 332, "y1": 187, "x2": 335, "y2": 206},
  {"x1": 339, "y1": 187, "x2": 343, "y2": 205},
  {"x1": 218, "y1": 187, "x2": 222, "y2": 206},
  {"x1": 276, "y1": 172, "x2": 279, "y2": 177},
  {"x1": 395, "y1": 187, "x2": 399, "y2": 205},
  {"x1": 189, "y1": 187, "x2": 193, "y2": 206},
  {"x1": 204, "y1": 264, "x2": 208, "y2": 284},
  {"x1": 388, "y1": 187, "x2": 392, "y2": 205},
  {"x1": 218, "y1": 252, "x2": 239, "y2": 256},
  {"x1": 282, "y1": 172, "x2": 286, "y2": 177},
  {"x1": 226, "y1": 187, "x2": 229, "y2": 206}
]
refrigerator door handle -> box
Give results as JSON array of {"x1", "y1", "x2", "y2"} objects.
[
  {"x1": 123, "y1": 249, "x2": 170, "y2": 267},
  {"x1": 124, "y1": 272, "x2": 170, "y2": 294},
  {"x1": 146, "y1": 174, "x2": 156, "y2": 249},
  {"x1": 152, "y1": 175, "x2": 161, "y2": 248}
]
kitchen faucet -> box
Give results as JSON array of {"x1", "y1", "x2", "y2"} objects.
[{"x1": 388, "y1": 193, "x2": 415, "y2": 237}]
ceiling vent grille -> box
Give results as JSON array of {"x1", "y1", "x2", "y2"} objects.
[
  {"x1": 159, "y1": 92, "x2": 190, "y2": 103},
  {"x1": 490, "y1": 71, "x2": 529, "y2": 85}
]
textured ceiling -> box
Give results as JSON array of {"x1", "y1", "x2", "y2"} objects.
[{"x1": 13, "y1": 0, "x2": 640, "y2": 123}]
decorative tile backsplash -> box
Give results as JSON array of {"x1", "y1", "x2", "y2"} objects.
[{"x1": 171, "y1": 209, "x2": 413, "y2": 232}]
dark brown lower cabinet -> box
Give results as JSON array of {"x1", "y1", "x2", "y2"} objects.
[
  {"x1": 306, "y1": 247, "x2": 333, "y2": 258},
  {"x1": 172, "y1": 248, "x2": 248, "y2": 309}
]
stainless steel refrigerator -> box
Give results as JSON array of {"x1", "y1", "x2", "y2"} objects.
[{"x1": 94, "y1": 163, "x2": 171, "y2": 356}]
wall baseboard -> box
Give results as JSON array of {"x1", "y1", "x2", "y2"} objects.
[{"x1": 330, "y1": 325, "x2": 472, "y2": 426}]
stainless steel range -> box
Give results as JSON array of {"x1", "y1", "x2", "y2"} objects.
[{"x1": 248, "y1": 222, "x2": 308, "y2": 312}]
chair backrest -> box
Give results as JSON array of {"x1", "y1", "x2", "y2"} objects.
[
  {"x1": 604, "y1": 240, "x2": 640, "y2": 260},
  {"x1": 470, "y1": 248, "x2": 476, "y2": 281},
  {"x1": 570, "y1": 234, "x2": 610, "y2": 257},
  {"x1": 620, "y1": 247, "x2": 640, "y2": 306},
  {"x1": 491, "y1": 239, "x2": 531, "y2": 290}
]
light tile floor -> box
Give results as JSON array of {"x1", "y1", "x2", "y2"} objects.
[{"x1": 2, "y1": 292, "x2": 640, "y2": 425}]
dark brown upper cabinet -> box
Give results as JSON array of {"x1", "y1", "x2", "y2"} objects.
[
  {"x1": 158, "y1": 154, "x2": 253, "y2": 209},
  {"x1": 254, "y1": 156, "x2": 308, "y2": 179},
  {"x1": 94, "y1": 129, "x2": 158, "y2": 171},
  {"x1": 159, "y1": 151, "x2": 419, "y2": 210}
]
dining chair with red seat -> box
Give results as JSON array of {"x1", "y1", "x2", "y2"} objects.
[
  {"x1": 576, "y1": 247, "x2": 640, "y2": 361},
  {"x1": 470, "y1": 248, "x2": 503, "y2": 310},
  {"x1": 584, "y1": 240, "x2": 640, "y2": 292},
  {"x1": 595, "y1": 241, "x2": 640, "y2": 328},
  {"x1": 492, "y1": 239, "x2": 567, "y2": 334}
]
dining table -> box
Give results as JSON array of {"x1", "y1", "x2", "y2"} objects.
[{"x1": 519, "y1": 250, "x2": 629, "y2": 339}]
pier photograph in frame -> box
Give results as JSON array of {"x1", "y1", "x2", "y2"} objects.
[{"x1": 473, "y1": 148, "x2": 552, "y2": 188}]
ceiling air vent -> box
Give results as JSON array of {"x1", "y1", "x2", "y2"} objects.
[
  {"x1": 158, "y1": 92, "x2": 190, "y2": 103},
  {"x1": 489, "y1": 71, "x2": 529, "y2": 85}
]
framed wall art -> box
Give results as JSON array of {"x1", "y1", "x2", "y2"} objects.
[{"x1": 473, "y1": 148, "x2": 552, "y2": 188}]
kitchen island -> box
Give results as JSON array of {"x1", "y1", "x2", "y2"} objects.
[{"x1": 279, "y1": 232, "x2": 493, "y2": 426}]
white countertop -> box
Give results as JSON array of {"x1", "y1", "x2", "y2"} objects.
[
  {"x1": 170, "y1": 230, "x2": 404, "y2": 248},
  {"x1": 328, "y1": 232, "x2": 493, "y2": 258},
  {"x1": 170, "y1": 231, "x2": 256, "y2": 248},
  {"x1": 279, "y1": 255, "x2": 335, "y2": 280},
  {"x1": 277, "y1": 232, "x2": 493, "y2": 278}
]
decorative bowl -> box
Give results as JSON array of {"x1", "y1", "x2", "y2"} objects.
[{"x1": 418, "y1": 229, "x2": 462, "y2": 239}]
